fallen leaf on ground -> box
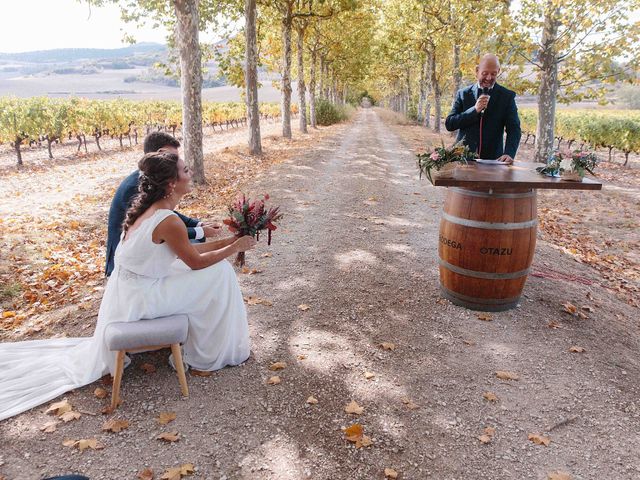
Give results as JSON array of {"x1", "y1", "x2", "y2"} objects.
[
  {"x1": 364, "y1": 371, "x2": 375, "y2": 379},
  {"x1": 548, "y1": 472, "x2": 572, "y2": 480},
  {"x1": 478, "y1": 426, "x2": 496, "y2": 444},
  {"x1": 345, "y1": 400, "x2": 364, "y2": 415},
  {"x1": 462, "y1": 339, "x2": 476, "y2": 346},
  {"x1": 343, "y1": 423, "x2": 373, "y2": 448},
  {"x1": 476, "y1": 312, "x2": 493, "y2": 321},
  {"x1": 496, "y1": 371, "x2": 520, "y2": 381},
  {"x1": 267, "y1": 376, "x2": 281, "y2": 385},
  {"x1": 190, "y1": 369, "x2": 212, "y2": 377},
  {"x1": 269, "y1": 362, "x2": 287, "y2": 371},
  {"x1": 581, "y1": 306, "x2": 594, "y2": 313},
  {"x1": 157, "y1": 431, "x2": 180, "y2": 442},
  {"x1": 40, "y1": 421, "x2": 59, "y2": 433},
  {"x1": 140, "y1": 363, "x2": 156, "y2": 374},
  {"x1": 60, "y1": 411, "x2": 81, "y2": 422},
  {"x1": 45, "y1": 399, "x2": 72, "y2": 416},
  {"x1": 160, "y1": 464, "x2": 194, "y2": 480},
  {"x1": 528, "y1": 433, "x2": 551, "y2": 446},
  {"x1": 2, "y1": 311, "x2": 16, "y2": 318},
  {"x1": 94, "y1": 387, "x2": 108, "y2": 399},
  {"x1": 101, "y1": 375, "x2": 113, "y2": 386},
  {"x1": 307, "y1": 396, "x2": 318, "y2": 405},
  {"x1": 380, "y1": 342, "x2": 396, "y2": 351},
  {"x1": 298, "y1": 304, "x2": 310, "y2": 311},
  {"x1": 483, "y1": 392, "x2": 499, "y2": 402},
  {"x1": 569, "y1": 346, "x2": 586, "y2": 353},
  {"x1": 262, "y1": 252, "x2": 272, "y2": 258},
  {"x1": 562, "y1": 302, "x2": 577, "y2": 315},
  {"x1": 241, "y1": 267, "x2": 262, "y2": 275},
  {"x1": 401, "y1": 397, "x2": 419, "y2": 410},
  {"x1": 384, "y1": 468, "x2": 399, "y2": 479},
  {"x1": 245, "y1": 296, "x2": 273, "y2": 306},
  {"x1": 137, "y1": 468, "x2": 154, "y2": 480},
  {"x1": 63, "y1": 438, "x2": 105, "y2": 451},
  {"x1": 296, "y1": 354, "x2": 307, "y2": 360},
  {"x1": 547, "y1": 321, "x2": 561, "y2": 329},
  {"x1": 103, "y1": 419, "x2": 130, "y2": 432},
  {"x1": 157, "y1": 412, "x2": 177, "y2": 425}
]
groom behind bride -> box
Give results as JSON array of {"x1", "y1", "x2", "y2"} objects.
[{"x1": 105, "y1": 132, "x2": 221, "y2": 276}]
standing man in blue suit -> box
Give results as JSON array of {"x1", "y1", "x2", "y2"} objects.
[
  {"x1": 105, "y1": 132, "x2": 219, "y2": 276},
  {"x1": 445, "y1": 54, "x2": 521, "y2": 164}
]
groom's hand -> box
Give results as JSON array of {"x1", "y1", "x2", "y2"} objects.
[{"x1": 203, "y1": 223, "x2": 224, "y2": 238}]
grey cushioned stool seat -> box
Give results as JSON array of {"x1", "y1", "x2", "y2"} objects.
[{"x1": 104, "y1": 315, "x2": 189, "y2": 412}]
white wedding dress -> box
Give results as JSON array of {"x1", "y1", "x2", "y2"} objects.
[{"x1": 0, "y1": 210, "x2": 250, "y2": 421}]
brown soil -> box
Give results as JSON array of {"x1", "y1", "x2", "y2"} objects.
[{"x1": 0, "y1": 109, "x2": 639, "y2": 480}]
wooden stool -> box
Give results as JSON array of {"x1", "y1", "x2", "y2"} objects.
[{"x1": 104, "y1": 315, "x2": 189, "y2": 411}]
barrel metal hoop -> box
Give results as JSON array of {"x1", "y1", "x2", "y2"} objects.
[
  {"x1": 439, "y1": 258, "x2": 530, "y2": 280},
  {"x1": 440, "y1": 285, "x2": 521, "y2": 311},
  {"x1": 450, "y1": 187, "x2": 535, "y2": 199},
  {"x1": 441, "y1": 212, "x2": 538, "y2": 230}
]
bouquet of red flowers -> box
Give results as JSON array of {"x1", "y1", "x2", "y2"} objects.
[{"x1": 223, "y1": 194, "x2": 283, "y2": 266}]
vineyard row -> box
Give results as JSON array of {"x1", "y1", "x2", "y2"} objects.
[{"x1": 0, "y1": 97, "x2": 299, "y2": 165}]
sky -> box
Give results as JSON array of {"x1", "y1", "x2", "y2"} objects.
[{"x1": 0, "y1": 0, "x2": 206, "y2": 53}]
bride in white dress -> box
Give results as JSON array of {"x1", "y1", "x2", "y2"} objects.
[{"x1": 0, "y1": 150, "x2": 256, "y2": 421}]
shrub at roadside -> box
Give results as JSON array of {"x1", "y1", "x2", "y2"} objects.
[{"x1": 315, "y1": 99, "x2": 354, "y2": 125}]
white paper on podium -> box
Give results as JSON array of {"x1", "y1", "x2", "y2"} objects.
[{"x1": 475, "y1": 159, "x2": 505, "y2": 165}]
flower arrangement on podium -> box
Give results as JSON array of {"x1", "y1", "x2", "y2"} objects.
[
  {"x1": 536, "y1": 149, "x2": 599, "y2": 181},
  {"x1": 224, "y1": 194, "x2": 283, "y2": 267},
  {"x1": 417, "y1": 141, "x2": 477, "y2": 184}
]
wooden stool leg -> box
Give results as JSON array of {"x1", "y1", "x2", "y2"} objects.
[
  {"x1": 111, "y1": 350, "x2": 126, "y2": 411},
  {"x1": 171, "y1": 344, "x2": 189, "y2": 397}
]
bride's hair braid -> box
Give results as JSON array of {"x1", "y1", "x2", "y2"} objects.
[{"x1": 122, "y1": 150, "x2": 179, "y2": 233}]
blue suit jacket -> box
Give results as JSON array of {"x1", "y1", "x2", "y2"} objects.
[
  {"x1": 105, "y1": 170, "x2": 202, "y2": 276},
  {"x1": 445, "y1": 83, "x2": 521, "y2": 160}
]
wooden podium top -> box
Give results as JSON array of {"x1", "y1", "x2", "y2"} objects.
[{"x1": 431, "y1": 161, "x2": 603, "y2": 190}]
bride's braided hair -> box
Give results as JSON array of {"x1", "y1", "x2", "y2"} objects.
[{"x1": 122, "y1": 150, "x2": 179, "y2": 233}]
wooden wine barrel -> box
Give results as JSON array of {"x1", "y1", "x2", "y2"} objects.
[{"x1": 438, "y1": 187, "x2": 537, "y2": 311}]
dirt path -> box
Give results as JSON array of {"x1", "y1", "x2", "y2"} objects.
[{"x1": 1, "y1": 109, "x2": 639, "y2": 480}]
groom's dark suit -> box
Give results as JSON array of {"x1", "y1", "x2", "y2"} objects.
[
  {"x1": 105, "y1": 170, "x2": 202, "y2": 276},
  {"x1": 445, "y1": 83, "x2": 521, "y2": 160}
]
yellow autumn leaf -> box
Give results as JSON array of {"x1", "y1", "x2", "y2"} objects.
[
  {"x1": 267, "y1": 376, "x2": 281, "y2": 385},
  {"x1": 60, "y1": 411, "x2": 81, "y2": 422},
  {"x1": 476, "y1": 312, "x2": 493, "y2": 321},
  {"x1": 548, "y1": 472, "x2": 572, "y2": 480},
  {"x1": 298, "y1": 304, "x2": 310, "y2": 311},
  {"x1": 380, "y1": 342, "x2": 396, "y2": 351},
  {"x1": 345, "y1": 400, "x2": 364, "y2": 415},
  {"x1": 343, "y1": 423, "x2": 363, "y2": 442},
  {"x1": 157, "y1": 412, "x2": 177, "y2": 425},
  {"x1": 569, "y1": 346, "x2": 586, "y2": 353},
  {"x1": 103, "y1": 419, "x2": 130, "y2": 433},
  {"x1": 2, "y1": 311, "x2": 16, "y2": 318},
  {"x1": 94, "y1": 387, "x2": 108, "y2": 399},
  {"x1": 384, "y1": 468, "x2": 399, "y2": 479},
  {"x1": 40, "y1": 421, "x2": 58, "y2": 433},
  {"x1": 269, "y1": 362, "x2": 287, "y2": 371},
  {"x1": 528, "y1": 433, "x2": 551, "y2": 446},
  {"x1": 483, "y1": 392, "x2": 499, "y2": 402},
  {"x1": 157, "y1": 431, "x2": 180, "y2": 442},
  {"x1": 306, "y1": 396, "x2": 318, "y2": 405},
  {"x1": 496, "y1": 371, "x2": 520, "y2": 380},
  {"x1": 137, "y1": 468, "x2": 154, "y2": 480},
  {"x1": 562, "y1": 302, "x2": 577, "y2": 315},
  {"x1": 478, "y1": 434, "x2": 492, "y2": 444},
  {"x1": 45, "y1": 399, "x2": 72, "y2": 416},
  {"x1": 364, "y1": 371, "x2": 375, "y2": 379}
]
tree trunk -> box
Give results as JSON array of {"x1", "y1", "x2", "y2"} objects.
[
  {"x1": 296, "y1": 23, "x2": 308, "y2": 133},
  {"x1": 280, "y1": 2, "x2": 293, "y2": 139},
  {"x1": 452, "y1": 42, "x2": 462, "y2": 99},
  {"x1": 417, "y1": 57, "x2": 426, "y2": 123},
  {"x1": 46, "y1": 137, "x2": 54, "y2": 159},
  {"x1": 245, "y1": 0, "x2": 262, "y2": 154},
  {"x1": 174, "y1": 0, "x2": 205, "y2": 183},
  {"x1": 309, "y1": 44, "x2": 318, "y2": 128},
  {"x1": 534, "y1": 2, "x2": 560, "y2": 163},
  {"x1": 14, "y1": 137, "x2": 23, "y2": 166},
  {"x1": 318, "y1": 55, "x2": 325, "y2": 101},
  {"x1": 428, "y1": 47, "x2": 441, "y2": 133}
]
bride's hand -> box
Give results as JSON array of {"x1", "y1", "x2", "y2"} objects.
[{"x1": 234, "y1": 235, "x2": 257, "y2": 252}]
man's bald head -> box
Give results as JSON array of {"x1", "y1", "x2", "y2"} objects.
[{"x1": 476, "y1": 54, "x2": 500, "y2": 89}]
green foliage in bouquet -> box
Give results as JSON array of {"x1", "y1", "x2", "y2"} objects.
[
  {"x1": 416, "y1": 140, "x2": 477, "y2": 183},
  {"x1": 536, "y1": 149, "x2": 599, "y2": 177}
]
